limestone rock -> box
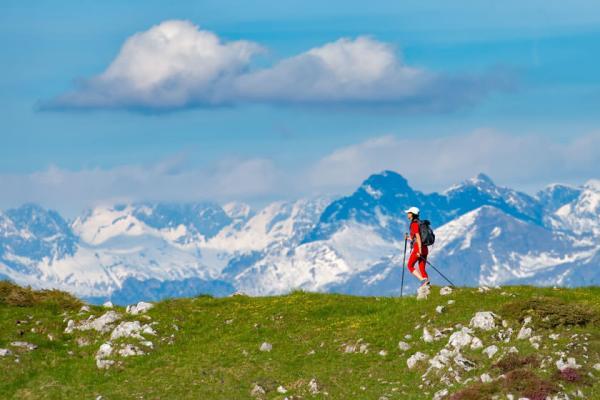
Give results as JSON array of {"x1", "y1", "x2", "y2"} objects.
[
  {"x1": 517, "y1": 326, "x2": 532, "y2": 340},
  {"x1": 308, "y1": 378, "x2": 320, "y2": 394},
  {"x1": 250, "y1": 383, "x2": 266, "y2": 397},
  {"x1": 556, "y1": 357, "x2": 581, "y2": 371},
  {"x1": 480, "y1": 373, "x2": 492, "y2": 383},
  {"x1": 417, "y1": 284, "x2": 431, "y2": 300},
  {"x1": 118, "y1": 344, "x2": 145, "y2": 357},
  {"x1": 398, "y1": 341, "x2": 411, "y2": 351},
  {"x1": 9, "y1": 341, "x2": 37, "y2": 351},
  {"x1": 436, "y1": 306, "x2": 445, "y2": 314},
  {"x1": 103, "y1": 301, "x2": 114, "y2": 308},
  {"x1": 439, "y1": 287, "x2": 453, "y2": 296},
  {"x1": 448, "y1": 328, "x2": 473, "y2": 350},
  {"x1": 482, "y1": 345, "x2": 498, "y2": 359},
  {"x1": 0, "y1": 348, "x2": 12, "y2": 357},
  {"x1": 433, "y1": 388, "x2": 449, "y2": 400},
  {"x1": 407, "y1": 352, "x2": 428, "y2": 369},
  {"x1": 126, "y1": 301, "x2": 154, "y2": 315},
  {"x1": 469, "y1": 312, "x2": 498, "y2": 331},
  {"x1": 259, "y1": 342, "x2": 272, "y2": 352}
]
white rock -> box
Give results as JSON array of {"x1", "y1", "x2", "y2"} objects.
[
  {"x1": 276, "y1": 385, "x2": 287, "y2": 394},
  {"x1": 480, "y1": 373, "x2": 492, "y2": 383},
  {"x1": 140, "y1": 340, "x2": 154, "y2": 349},
  {"x1": 110, "y1": 321, "x2": 145, "y2": 340},
  {"x1": 469, "y1": 312, "x2": 497, "y2": 331},
  {"x1": 436, "y1": 306, "x2": 445, "y2": 314},
  {"x1": 417, "y1": 284, "x2": 431, "y2": 300},
  {"x1": 64, "y1": 319, "x2": 75, "y2": 333},
  {"x1": 379, "y1": 350, "x2": 388, "y2": 356},
  {"x1": 343, "y1": 344, "x2": 356, "y2": 353},
  {"x1": 407, "y1": 352, "x2": 428, "y2": 369},
  {"x1": 428, "y1": 348, "x2": 455, "y2": 369},
  {"x1": 523, "y1": 316, "x2": 532, "y2": 326},
  {"x1": 76, "y1": 337, "x2": 90, "y2": 347},
  {"x1": 478, "y1": 286, "x2": 491, "y2": 292},
  {"x1": 470, "y1": 337, "x2": 483, "y2": 350},
  {"x1": 0, "y1": 348, "x2": 12, "y2": 356},
  {"x1": 250, "y1": 383, "x2": 265, "y2": 396},
  {"x1": 118, "y1": 344, "x2": 144, "y2": 357},
  {"x1": 454, "y1": 354, "x2": 476, "y2": 371},
  {"x1": 433, "y1": 388, "x2": 449, "y2": 400},
  {"x1": 549, "y1": 333, "x2": 560, "y2": 340},
  {"x1": 517, "y1": 326, "x2": 532, "y2": 340},
  {"x1": 126, "y1": 301, "x2": 154, "y2": 315},
  {"x1": 398, "y1": 341, "x2": 411, "y2": 351},
  {"x1": 448, "y1": 328, "x2": 473, "y2": 349},
  {"x1": 103, "y1": 301, "x2": 113, "y2": 308},
  {"x1": 593, "y1": 363, "x2": 600, "y2": 371},
  {"x1": 556, "y1": 357, "x2": 581, "y2": 371},
  {"x1": 447, "y1": 300, "x2": 455, "y2": 305},
  {"x1": 422, "y1": 327, "x2": 434, "y2": 343},
  {"x1": 404, "y1": 334, "x2": 412, "y2": 340},
  {"x1": 440, "y1": 287, "x2": 453, "y2": 296},
  {"x1": 9, "y1": 341, "x2": 37, "y2": 351},
  {"x1": 259, "y1": 342, "x2": 272, "y2": 352},
  {"x1": 358, "y1": 343, "x2": 369, "y2": 354},
  {"x1": 308, "y1": 378, "x2": 320, "y2": 394},
  {"x1": 96, "y1": 359, "x2": 114, "y2": 369},
  {"x1": 482, "y1": 345, "x2": 498, "y2": 359},
  {"x1": 72, "y1": 311, "x2": 121, "y2": 334},
  {"x1": 95, "y1": 343, "x2": 114, "y2": 369},
  {"x1": 80, "y1": 305, "x2": 91, "y2": 313},
  {"x1": 508, "y1": 346, "x2": 519, "y2": 354}
]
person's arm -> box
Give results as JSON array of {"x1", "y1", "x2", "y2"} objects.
[{"x1": 415, "y1": 231, "x2": 422, "y2": 257}]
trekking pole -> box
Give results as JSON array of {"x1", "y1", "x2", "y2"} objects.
[
  {"x1": 422, "y1": 258, "x2": 456, "y2": 288},
  {"x1": 400, "y1": 235, "x2": 408, "y2": 297}
]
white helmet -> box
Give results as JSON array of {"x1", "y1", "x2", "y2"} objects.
[{"x1": 405, "y1": 206, "x2": 420, "y2": 215}]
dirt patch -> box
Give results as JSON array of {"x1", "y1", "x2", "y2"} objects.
[{"x1": 501, "y1": 296, "x2": 598, "y2": 328}]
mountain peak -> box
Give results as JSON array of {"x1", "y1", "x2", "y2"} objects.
[
  {"x1": 359, "y1": 170, "x2": 411, "y2": 196},
  {"x1": 471, "y1": 173, "x2": 495, "y2": 187}
]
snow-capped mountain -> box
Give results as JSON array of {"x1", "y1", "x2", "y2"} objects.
[{"x1": 0, "y1": 171, "x2": 598, "y2": 303}]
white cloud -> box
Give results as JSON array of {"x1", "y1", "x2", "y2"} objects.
[
  {"x1": 43, "y1": 20, "x2": 510, "y2": 111},
  {"x1": 0, "y1": 156, "x2": 281, "y2": 217},
  {"x1": 2, "y1": 131, "x2": 599, "y2": 216},
  {"x1": 307, "y1": 130, "x2": 600, "y2": 193},
  {"x1": 46, "y1": 20, "x2": 262, "y2": 109}
]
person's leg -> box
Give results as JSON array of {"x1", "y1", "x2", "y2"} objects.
[
  {"x1": 418, "y1": 254, "x2": 429, "y2": 281},
  {"x1": 407, "y1": 251, "x2": 423, "y2": 280}
]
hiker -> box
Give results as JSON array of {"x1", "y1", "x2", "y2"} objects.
[{"x1": 404, "y1": 206, "x2": 430, "y2": 287}]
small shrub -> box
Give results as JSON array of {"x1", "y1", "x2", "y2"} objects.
[
  {"x1": 502, "y1": 369, "x2": 557, "y2": 400},
  {"x1": 494, "y1": 354, "x2": 539, "y2": 373},
  {"x1": 449, "y1": 382, "x2": 499, "y2": 400},
  {"x1": 0, "y1": 280, "x2": 81, "y2": 310},
  {"x1": 501, "y1": 297, "x2": 598, "y2": 328},
  {"x1": 556, "y1": 367, "x2": 581, "y2": 383}
]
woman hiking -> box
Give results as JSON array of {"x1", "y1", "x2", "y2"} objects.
[{"x1": 404, "y1": 206, "x2": 430, "y2": 287}]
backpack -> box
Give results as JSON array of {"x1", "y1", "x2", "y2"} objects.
[{"x1": 412, "y1": 219, "x2": 435, "y2": 246}]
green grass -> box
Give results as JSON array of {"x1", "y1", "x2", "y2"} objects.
[{"x1": 1, "y1": 285, "x2": 599, "y2": 399}]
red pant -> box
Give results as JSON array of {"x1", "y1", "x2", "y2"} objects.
[{"x1": 407, "y1": 247, "x2": 428, "y2": 279}]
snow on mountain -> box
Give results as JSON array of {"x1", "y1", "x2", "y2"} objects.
[
  {"x1": 552, "y1": 179, "x2": 600, "y2": 237},
  {"x1": 536, "y1": 183, "x2": 582, "y2": 214},
  {"x1": 0, "y1": 171, "x2": 598, "y2": 303},
  {"x1": 444, "y1": 173, "x2": 542, "y2": 224}
]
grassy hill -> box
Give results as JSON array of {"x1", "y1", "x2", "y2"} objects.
[{"x1": 1, "y1": 281, "x2": 599, "y2": 399}]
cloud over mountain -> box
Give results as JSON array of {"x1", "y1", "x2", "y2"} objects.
[{"x1": 42, "y1": 20, "x2": 512, "y2": 112}]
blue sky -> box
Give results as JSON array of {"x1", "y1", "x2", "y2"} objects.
[{"x1": 1, "y1": 0, "x2": 600, "y2": 215}]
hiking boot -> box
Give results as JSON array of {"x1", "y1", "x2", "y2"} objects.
[{"x1": 419, "y1": 279, "x2": 430, "y2": 287}]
